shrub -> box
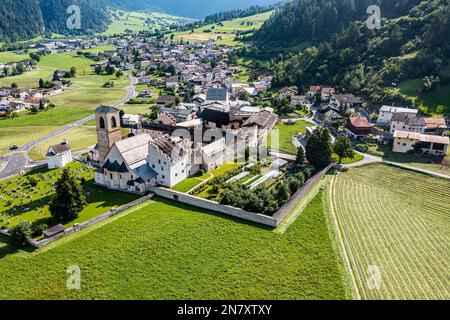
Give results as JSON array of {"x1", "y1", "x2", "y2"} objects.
[
  {"x1": 32, "y1": 223, "x2": 48, "y2": 238},
  {"x1": 26, "y1": 176, "x2": 38, "y2": 187},
  {"x1": 10, "y1": 221, "x2": 32, "y2": 247}
]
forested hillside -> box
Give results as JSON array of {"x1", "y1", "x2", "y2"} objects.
[
  {"x1": 249, "y1": 0, "x2": 450, "y2": 113},
  {"x1": 254, "y1": 0, "x2": 421, "y2": 45},
  {"x1": 0, "y1": 0, "x2": 110, "y2": 42}
]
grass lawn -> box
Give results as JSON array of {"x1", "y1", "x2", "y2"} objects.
[
  {"x1": 0, "y1": 162, "x2": 139, "y2": 232},
  {"x1": 0, "y1": 190, "x2": 349, "y2": 299},
  {"x1": 80, "y1": 46, "x2": 117, "y2": 54},
  {"x1": 367, "y1": 143, "x2": 450, "y2": 176},
  {"x1": 171, "y1": 164, "x2": 241, "y2": 193},
  {"x1": 119, "y1": 104, "x2": 152, "y2": 115},
  {"x1": 330, "y1": 164, "x2": 450, "y2": 299},
  {"x1": 398, "y1": 63, "x2": 450, "y2": 116},
  {"x1": 101, "y1": 10, "x2": 195, "y2": 36},
  {"x1": 171, "y1": 177, "x2": 203, "y2": 193},
  {"x1": 0, "y1": 126, "x2": 59, "y2": 155},
  {"x1": 29, "y1": 126, "x2": 98, "y2": 160},
  {"x1": 0, "y1": 51, "x2": 30, "y2": 63},
  {"x1": 211, "y1": 163, "x2": 241, "y2": 176},
  {"x1": 0, "y1": 89, "x2": 126, "y2": 129},
  {"x1": 268, "y1": 120, "x2": 312, "y2": 154},
  {"x1": 332, "y1": 152, "x2": 364, "y2": 165}
]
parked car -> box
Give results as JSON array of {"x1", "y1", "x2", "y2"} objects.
[{"x1": 9, "y1": 145, "x2": 18, "y2": 150}]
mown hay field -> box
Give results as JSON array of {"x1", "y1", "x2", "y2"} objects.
[{"x1": 330, "y1": 164, "x2": 450, "y2": 299}]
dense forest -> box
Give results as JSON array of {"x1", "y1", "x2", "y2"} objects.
[
  {"x1": 254, "y1": 0, "x2": 422, "y2": 45},
  {"x1": 0, "y1": 0, "x2": 110, "y2": 42},
  {"x1": 246, "y1": 0, "x2": 450, "y2": 109}
]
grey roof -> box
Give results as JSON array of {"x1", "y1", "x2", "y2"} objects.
[
  {"x1": 95, "y1": 105, "x2": 119, "y2": 113},
  {"x1": 114, "y1": 134, "x2": 152, "y2": 167},
  {"x1": 133, "y1": 163, "x2": 158, "y2": 182},
  {"x1": 43, "y1": 224, "x2": 65, "y2": 238},
  {"x1": 47, "y1": 142, "x2": 71, "y2": 156},
  {"x1": 242, "y1": 111, "x2": 278, "y2": 129},
  {"x1": 391, "y1": 112, "x2": 419, "y2": 123},
  {"x1": 206, "y1": 88, "x2": 228, "y2": 101}
]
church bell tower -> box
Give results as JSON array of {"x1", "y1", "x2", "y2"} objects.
[{"x1": 95, "y1": 105, "x2": 122, "y2": 165}]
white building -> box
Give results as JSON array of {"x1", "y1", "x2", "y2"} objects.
[
  {"x1": 377, "y1": 105, "x2": 418, "y2": 125},
  {"x1": 393, "y1": 130, "x2": 450, "y2": 156},
  {"x1": 47, "y1": 140, "x2": 73, "y2": 169}
]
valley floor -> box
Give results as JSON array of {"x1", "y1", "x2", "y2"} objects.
[
  {"x1": 0, "y1": 192, "x2": 350, "y2": 300},
  {"x1": 328, "y1": 164, "x2": 450, "y2": 300}
]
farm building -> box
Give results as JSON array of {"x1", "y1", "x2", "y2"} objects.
[{"x1": 392, "y1": 130, "x2": 450, "y2": 156}]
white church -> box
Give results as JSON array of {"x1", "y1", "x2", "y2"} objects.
[{"x1": 93, "y1": 106, "x2": 261, "y2": 194}]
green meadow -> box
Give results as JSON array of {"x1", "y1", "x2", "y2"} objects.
[
  {"x1": 398, "y1": 63, "x2": 450, "y2": 116},
  {"x1": 100, "y1": 10, "x2": 195, "y2": 36},
  {"x1": 0, "y1": 52, "x2": 130, "y2": 152},
  {"x1": 0, "y1": 191, "x2": 350, "y2": 299},
  {"x1": 169, "y1": 11, "x2": 273, "y2": 46}
]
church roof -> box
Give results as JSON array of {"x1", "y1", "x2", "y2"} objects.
[
  {"x1": 114, "y1": 134, "x2": 152, "y2": 167},
  {"x1": 95, "y1": 105, "x2": 119, "y2": 113},
  {"x1": 133, "y1": 163, "x2": 157, "y2": 181}
]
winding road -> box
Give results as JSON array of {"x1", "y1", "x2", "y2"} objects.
[{"x1": 0, "y1": 76, "x2": 138, "y2": 180}]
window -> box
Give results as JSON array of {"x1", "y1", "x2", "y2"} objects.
[
  {"x1": 111, "y1": 116, "x2": 117, "y2": 128},
  {"x1": 158, "y1": 160, "x2": 161, "y2": 164},
  {"x1": 100, "y1": 117, "x2": 106, "y2": 129},
  {"x1": 403, "y1": 143, "x2": 407, "y2": 146},
  {"x1": 152, "y1": 164, "x2": 155, "y2": 168},
  {"x1": 175, "y1": 173, "x2": 178, "y2": 177},
  {"x1": 162, "y1": 175, "x2": 165, "y2": 179},
  {"x1": 110, "y1": 174, "x2": 113, "y2": 179}
]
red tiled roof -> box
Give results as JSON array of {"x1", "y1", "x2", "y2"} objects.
[{"x1": 349, "y1": 116, "x2": 373, "y2": 129}]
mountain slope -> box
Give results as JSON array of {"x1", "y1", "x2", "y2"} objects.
[
  {"x1": 251, "y1": 0, "x2": 450, "y2": 114},
  {"x1": 254, "y1": 0, "x2": 421, "y2": 46},
  {"x1": 0, "y1": 0, "x2": 110, "y2": 42}
]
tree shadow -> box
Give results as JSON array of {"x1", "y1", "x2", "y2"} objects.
[
  {"x1": 0, "y1": 234, "x2": 35, "y2": 260},
  {"x1": 154, "y1": 196, "x2": 274, "y2": 231}
]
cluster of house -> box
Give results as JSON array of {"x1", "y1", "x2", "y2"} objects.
[
  {"x1": 92, "y1": 87, "x2": 278, "y2": 194},
  {"x1": 0, "y1": 86, "x2": 62, "y2": 117},
  {"x1": 377, "y1": 106, "x2": 449, "y2": 156},
  {"x1": 0, "y1": 59, "x2": 35, "y2": 77},
  {"x1": 292, "y1": 84, "x2": 449, "y2": 156}
]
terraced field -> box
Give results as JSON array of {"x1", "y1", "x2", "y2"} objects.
[{"x1": 329, "y1": 164, "x2": 450, "y2": 299}]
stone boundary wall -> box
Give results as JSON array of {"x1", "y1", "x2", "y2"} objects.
[
  {"x1": 1, "y1": 194, "x2": 155, "y2": 248},
  {"x1": 273, "y1": 164, "x2": 334, "y2": 223},
  {"x1": 149, "y1": 187, "x2": 278, "y2": 228}
]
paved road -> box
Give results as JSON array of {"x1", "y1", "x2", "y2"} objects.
[{"x1": 0, "y1": 76, "x2": 137, "y2": 180}]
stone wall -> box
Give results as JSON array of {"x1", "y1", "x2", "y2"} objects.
[
  {"x1": 149, "y1": 187, "x2": 278, "y2": 228},
  {"x1": 273, "y1": 164, "x2": 334, "y2": 223},
  {"x1": 31, "y1": 193, "x2": 155, "y2": 248}
]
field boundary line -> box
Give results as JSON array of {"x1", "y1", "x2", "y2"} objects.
[
  {"x1": 274, "y1": 179, "x2": 325, "y2": 234},
  {"x1": 329, "y1": 175, "x2": 362, "y2": 300}
]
